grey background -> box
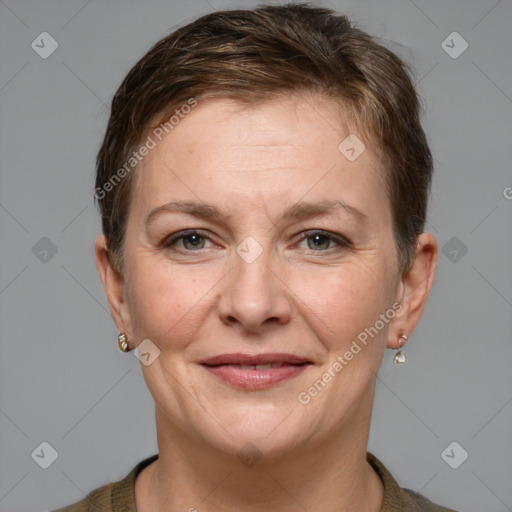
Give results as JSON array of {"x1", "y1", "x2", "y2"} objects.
[{"x1": 0, "y1": 0, "x2": 511, "y2": 511}]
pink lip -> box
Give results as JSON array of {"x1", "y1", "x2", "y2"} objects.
[
  {"x1": 200, "y1": 353, "x2": 312, "y2": 390},
  {"x1": 200, "y1": 352, "x2": 310, "y2": 366}
]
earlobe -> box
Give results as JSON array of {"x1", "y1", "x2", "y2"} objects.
[
  {"x1": 94, "y1": 235, "x2": 132, "y2": 338},
  {"x1": 386, "y1": 232, "x2": 438, "y2": 348}
]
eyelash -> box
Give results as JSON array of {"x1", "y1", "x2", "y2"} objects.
[{"x1": 162, "y1": 229, "x2": 350, "y2": 254}]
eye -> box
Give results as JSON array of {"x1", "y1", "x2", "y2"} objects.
[
  {"x1": 161, "y1": 229, "x2": 350, "y2": 255},
  {"x1": 297, "y1": 230, "x2": 350, "y2": 252},
  {"x1": 163, "y1": 230, "x2": 214, "y2": 251}
]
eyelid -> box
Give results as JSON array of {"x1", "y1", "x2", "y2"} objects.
[
  {"x1": 162, "y1": 229, "x2": 216, "y2": 249},
  {"x1": 162, "y1": 228, "x2": 351, "y2": 253},
  {"x1": 294, "y1": 229, "x2": 351, "y2": 251}
]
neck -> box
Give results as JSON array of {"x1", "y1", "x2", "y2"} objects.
[{"x1": 136, "y1": 406, "x2": 384, "y2": 512}]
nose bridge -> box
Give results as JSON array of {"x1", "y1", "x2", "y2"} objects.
[
  {"x1": 218, "y1": 239, "x2": 290, "y2": 330},
  {"x1": 235, "y1": 246, "x2": 272, "y2": 295}
]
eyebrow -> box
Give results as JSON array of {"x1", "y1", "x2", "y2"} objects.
[{"x1": 145, "y1": 199, "x2": 367, "y2": 227}]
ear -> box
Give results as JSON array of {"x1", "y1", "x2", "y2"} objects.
[
  {"x1": 386, "y1": 232, "x2": 438, "y2": 349},
  {"x1": 95, "y1": 235, "x2": 133, "y2": 345}
]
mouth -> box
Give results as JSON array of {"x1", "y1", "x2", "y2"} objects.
[{"x1": 200, "y1": 353, "x2": 313, "y2": 390}]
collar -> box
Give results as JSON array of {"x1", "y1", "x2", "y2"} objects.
[{"x1": 111, "y1": 452, "x2": 409, "y2": 511}]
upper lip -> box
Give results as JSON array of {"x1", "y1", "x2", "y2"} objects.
[{"x1": 200, "y1": 353, "x2": 311, "y2": 366}]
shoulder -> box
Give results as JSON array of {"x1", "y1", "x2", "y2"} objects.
[
  {"x1": 50, "y1": 454, "x2": 159, "y2": 512},
  {"x1": 366, "y1": 452, "x2": 459, "y2": 512},
  {"x1": 401, "y1": 488, "x2": 459, "y2": 511},
  {"x1": 50, "y1": 484, "x2": 113, "y2": 512}
]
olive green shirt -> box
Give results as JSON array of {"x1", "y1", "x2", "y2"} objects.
[{"x1": 51, "y1": 452, "x2": 457, "y2": 511}]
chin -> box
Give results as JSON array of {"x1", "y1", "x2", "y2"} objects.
[{"x1": 193, "y1": 403, "x2": 316, "y2": 462}]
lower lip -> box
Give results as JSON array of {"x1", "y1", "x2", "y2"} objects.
[{"x1": 202, "y1": 364, "x2": 310, "y2": 390}]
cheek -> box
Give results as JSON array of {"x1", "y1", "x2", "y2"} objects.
[
  {"x1": 126, "y1": 261, "x2": 214, "y2": 348},
  {"x1": 289, "y1": 260, "x2": 392, "y2": 350}
]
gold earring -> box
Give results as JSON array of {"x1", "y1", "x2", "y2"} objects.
[
  {"x1": 118, "y1": 333, "x2": 130, "y2": 352},
  {"x1": 393, "y1": 334, "x2": 407, "y2": 364}
]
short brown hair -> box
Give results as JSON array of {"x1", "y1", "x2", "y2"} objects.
[{"x1": 96, "y1": 2, "x2": 433, "y2": 274}]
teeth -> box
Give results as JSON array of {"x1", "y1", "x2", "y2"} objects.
[
  {"x1": 237, "y1": 363, "x2": 282, "y2": 370},
  {"x1": 255, "y1": 364, "x2": 273, "y2": 370}
]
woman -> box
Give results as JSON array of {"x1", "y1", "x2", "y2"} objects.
[{"x1": 53, "y1": 3, "x2": 456, "y2": 511}]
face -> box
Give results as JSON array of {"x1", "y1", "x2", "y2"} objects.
[{"x1": 98, "y1": 93, "x2": 430, "y2": 460}]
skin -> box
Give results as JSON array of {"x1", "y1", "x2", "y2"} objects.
[{"x1": 95, "y1": 93, "x2": 437, "y2": 512}]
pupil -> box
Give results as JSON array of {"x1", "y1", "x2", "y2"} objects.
[
  {"x1": 310, "y1": 234, "x2": 328, "y2": 250},
  {"x1": 186, "y1": 234, "x2": 203, "y2": 248}
]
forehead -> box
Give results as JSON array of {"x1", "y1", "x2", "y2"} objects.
[
  {"x1": 133, "y1": 94, "x2": 390, "y2": 222},
  {"x1": 148, "y1": 94, "x2": 374, "y2": 167}
]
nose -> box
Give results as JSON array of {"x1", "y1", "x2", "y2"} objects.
[{"x1": 217, "y1": 247, "x2": 292, "y2": 333}]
